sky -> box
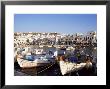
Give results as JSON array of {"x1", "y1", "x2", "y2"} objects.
[{"x1": 14, "y1": 14, "x2": 97, "y2": 34}]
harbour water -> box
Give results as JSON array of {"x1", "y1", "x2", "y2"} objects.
[{"x1": 14, "y1": 45, "x2": 97, "y2": 76}]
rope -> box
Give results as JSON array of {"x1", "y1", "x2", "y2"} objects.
[{"x1": 36, "y1": 62, "x2": 56, "y2": 74}]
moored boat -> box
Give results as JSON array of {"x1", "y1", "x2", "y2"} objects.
[
  {"x1": 35, "y1": 48, "x2": 46, "y2": 55},
  {"x1": 66, "y1": 46, "x2": 75, "y2": 51},
  {"x1": 33, "y1": 54, "x2": 56, "y2": 65},
  {"x1": 16, "y1": 52, "x2": 56, "y2": 68},
  {"x1": 16, "y1": 55, "x2": 37, "y2": 68},
  {"x1": 58, "y1": 55, "x2": 92, "y2": 75}
]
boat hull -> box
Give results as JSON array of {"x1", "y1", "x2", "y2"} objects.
[
  {"x1": 59, "y1": 61, "x2": 92, "y2": 75},
  {"x1": 17, "y1": 58, "x2": 55, "y2": 68}
]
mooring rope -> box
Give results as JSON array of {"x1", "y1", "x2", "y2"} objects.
[{"x1": 36, "y1": 62, "x2": 56, "y2": 74}]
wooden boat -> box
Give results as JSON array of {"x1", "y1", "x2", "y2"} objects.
[
  {"x1": 34, "y1": 55, "x2": 55, "y2": 63},
  {"x1": 59, "y1": 61, "x2": 92, "y2": 75},
  {"x1": 16, "y1": 54, "x2": 55, "y2": 68},
  {"x1": 66, "y1": 46, "x2": 75, "y2": 51},
  {"x1": 58, "y1": 56, "x2": 92, "y2": 75},
  {"x1": 35, "y1": 48, "x2": 46, "y2": 55},
  {"x1": 17, "y1": 55, "x2": 37, "y2": 68}
]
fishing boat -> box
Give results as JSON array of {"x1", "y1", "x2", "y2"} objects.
[
  {"x1": 58, "y1": 56, "x2": 92, "y2": 75},
  {"x1": 16, "y1": 52, "x2": 56, "y2": 68},
  {"x1": 33, "y1": 54, "x2": 56, "y2": 65},
  {"x1": 35, "y1": 48, "x2": 46, "y2": 55},
  {"x1": 54, "y1": 47, "x2": 66, "y2": 57},
  {"x1": 59, "y1": 61, "x2": 92, "y2": 75},
  {"x1": 66, "y1": 46, "x2": 75, "y2": 51},
  {"x1": 16, "y1": 54, "x2": 37, "y2": 68}
]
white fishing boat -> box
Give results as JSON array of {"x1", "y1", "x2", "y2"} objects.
[
  {"x1": 58, "y1": 56, "x2": 92, "y2": 75},
  {"x1": 16, "y1": 53, "x2": 55, "y2": 68},
  {"x1": 59, "y1": 61, "x2": 92, "y2": 75},
  {"x1": 33, "y1": 54, "x2": 56, "y2": 65},
  {"x1": 66, "y1": 46, "x2": 75, "y2": 51},
  {"x1": 54, "y1": 48, "x2": 66, "y2": 57},
  {"x1": 35, "y1": 49, "x2": 46, "y2": 55},
  {"x1": 16, "y1": 54, "x2": 38, "y2": 68}
]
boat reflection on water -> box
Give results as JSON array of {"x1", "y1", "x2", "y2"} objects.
[{"x1": 14, "y1": 45, "x2": 97, "y2": 76}]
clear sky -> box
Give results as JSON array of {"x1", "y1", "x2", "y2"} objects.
[{"x1": 14, "y1": 14, "x2": 97, "y2": 34}]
